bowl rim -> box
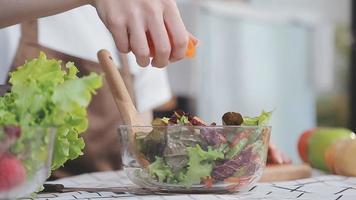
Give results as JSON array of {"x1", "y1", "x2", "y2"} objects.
[{"x1": 118, "y1": 125, "x2": 271, "y2": 128}]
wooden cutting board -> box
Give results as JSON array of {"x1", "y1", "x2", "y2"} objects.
[{"x1": 259, "y1": 164, "x2": 312, "y2": 182}]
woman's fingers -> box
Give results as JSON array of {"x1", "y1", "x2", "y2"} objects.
[
  {"x1": 163, "y1": 1, "x2": 189, "y2": 62},
  {"x1": 148, "y1": 13, "x2": 171, "y2": 68},
  {"x1": 267, "y1": 144, "x2": 292, "y2": 164},
  {"x1": 189, "y1": 33, "x2": 199, "y2": 46},
  {"x1": 110, "y1": 20, "x2": 130, "y2": 53},
  {"x1": 129, "y1": 18, "x2": 150, "y2": 67},
  {"x1": 95, "y1": 0, "x2": 197, "y2": 68}
]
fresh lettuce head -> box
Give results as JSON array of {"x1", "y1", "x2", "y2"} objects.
[{"x1": 0, "y1": 52, "x2": 102, "y2": 170}]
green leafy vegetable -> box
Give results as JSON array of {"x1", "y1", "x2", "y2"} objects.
[
  {"x1": 216, "y1": 143, "x2": 229, "y2": 154},
  {"x1": 178, "y1": 115, "x2": 190, "y2": 124},
  {"x1": 180, "y1": 145, "x2": 224, "y2": 185},
  {"x1": 242, "y1": 110, "x2": 272, "y2": 126},
  {"x1": 148, "y1": 157, "x2": 174, "y2": 182},
  {"x1": 225, "y1": 138, "x2": 248, "y2": 159},
  {"x1": 161, "y1": 117, "x2": 170, "y2": 124},
  {"x1": 0, "y1": 52, "x2": 102, "y2": 170},
  {"x1": 147, "y1": 145, "x2": 224, "y2": 186}
]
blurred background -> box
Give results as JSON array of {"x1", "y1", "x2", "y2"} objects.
[{"x1": 154, "y1": 0, "x2": 353, "y2": 162}]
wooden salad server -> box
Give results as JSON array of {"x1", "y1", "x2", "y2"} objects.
[{"x1": 97, "y1": 49, "x2": 150, "y2": 167}]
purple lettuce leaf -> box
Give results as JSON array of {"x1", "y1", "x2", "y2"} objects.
[
  {"x1": 211, "y1": 146, "x2": 253, "y2": 180},
  {"x1": 200, "y1": 127, "x2": 226, "y2": 146}
]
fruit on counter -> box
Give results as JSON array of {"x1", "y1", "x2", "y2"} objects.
[
  {"x1": 134, "y1": 110, "x2": 272, "y2": 188},
  {"x1": 0, "y1": 153, "x2": 26, "y2": 191},
  {"x1": 308, "y1": 128, "x2": 354, "y2": 171},
  {"x1": 0, "y1": 52, "x2": 103, "y2": 171},
  {"x1": 325, "y1": 139, "x2": 356, "y2": 176},
  {"x1": 298, "y1": 128, "x2": 356, "y2": 173},
  {"x1": 297, "y1": 128, "x2": 316, "y2": 163}
]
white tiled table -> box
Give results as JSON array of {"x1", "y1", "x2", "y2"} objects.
[{"x1": 20, "y1": 170, "x2": 356, "y2": 200}]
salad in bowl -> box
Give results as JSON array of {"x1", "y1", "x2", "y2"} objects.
[{"x1": 120, "y1": 110, "x2": 272, "y2": 192}]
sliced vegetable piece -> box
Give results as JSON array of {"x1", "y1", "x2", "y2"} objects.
[{"x1": 226, "y1": 138, "x2": 248, "y2": 159}]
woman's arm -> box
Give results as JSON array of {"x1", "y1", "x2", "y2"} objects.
[
  {"x1": 0, "y1": 0, "x2": 90, "y2": 28},
  {"x1": 0, "y1": 0, "x2": 192, "y2": 68}
]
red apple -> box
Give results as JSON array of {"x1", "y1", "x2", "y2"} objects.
[{"x1": 298, "y1": 128, "x2": 317, "y2": 163}]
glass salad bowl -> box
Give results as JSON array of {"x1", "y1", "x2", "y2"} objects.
[
  {"x1": 0, "y1": 126, "x2": 56, "y2": 199},
  {"x1": 119, "y1": 125, "x2": 271, "y2": 193}
]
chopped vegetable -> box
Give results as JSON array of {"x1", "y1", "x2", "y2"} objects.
[
  {"x1": 137, "y1": 110, "x2": 271, "y2": 187},
  {"x1": 212, "y1": 147, "x2": 253, "y2": 181},
  {"x1": 185, "y1": 38, "x2": 197, "y2": 58},
  {"x1": 148, "y1": 157, "x2": 174, "y2": 183},
  {"x1": 200, "y1": 127, "x2": 225, "y2": 146},
  {"x1": 181, "y1": 145, "x2": 224, "y2": 185},
  {"x1": 202, "y1": 176, "x2": 213, "y2": 188},
  {"x1": 225, "y1": 138, "x2": 248, "y2": 159},
  {"x1": 242, "y1": 110, "x2": 272, "y2": 126}
]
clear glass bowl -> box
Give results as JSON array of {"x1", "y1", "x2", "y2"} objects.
[
  {"x1": 0, "y1": 126, "x2": 56, "y2": 199},
  {"x1": 119, "y1": 125, "x2": 271, "y2": 193}
]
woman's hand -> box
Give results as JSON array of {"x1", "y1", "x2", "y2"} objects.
[
  {"x1": 94, "y1": 0, "x2": 194, "y2": 68},
  {"x1": 267, "y1": 143, "x2": 292, "y2": 165}
]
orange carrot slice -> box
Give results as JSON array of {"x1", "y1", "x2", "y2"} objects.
[
  {"x1": 147, "y1": 32, "x2": 197, "y2": 59},
  {"x1": 185, "y1": 38, "x2": 196, "y2": 58},
  {"x1": 202, "y1": 177, "x2": 213, "y2": 188}
]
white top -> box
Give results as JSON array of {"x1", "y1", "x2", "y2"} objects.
[{"x1": 0, "y1": 5, "x2": 171, "y2": 112}]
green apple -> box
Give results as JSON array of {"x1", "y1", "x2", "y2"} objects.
[{"x1": 308, "y1": 128, "x2": 355, "y2": 171}]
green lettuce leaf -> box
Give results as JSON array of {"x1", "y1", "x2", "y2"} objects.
[
  {"x1": 181, "y1": 145, "x2": 224, "y2": 186},
  {"x1": 52, "y1": 73, "x2": 102, "y2": 112},
  {"x1": 242, "y1": 110, "x2": 272, "y2": 126},
  {"x1": 0, "y1": 52, "x2": 102, "y2": 171},
  {"x1": 148, "y1": 157, "x2": 174, "y2": 183},
  {"x1": 178, "y1": 115, "x2": 189, "y2": 124},
  {"x1": 225, "y1": 138, "x2": 248, "y2": 159},
  {"x1": 0, "y1": 94, "x2": 17, "y2": 125},
  {"x1": 148, "y1": 145, "x2": 224, "y2": 185}
]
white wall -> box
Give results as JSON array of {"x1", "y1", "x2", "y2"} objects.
[
  {"x1": 168, "y1": 0, "x2": 350, "y2": 162},
  {"x1": 251, "y1": 0, "x2": 350, "y2": 24}
]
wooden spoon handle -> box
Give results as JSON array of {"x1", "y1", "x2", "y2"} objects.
[{"x1": 97, "y1": 49, "x2": 138, "y2": 125}]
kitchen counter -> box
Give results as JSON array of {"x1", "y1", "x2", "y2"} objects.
[{"x1": 23, "y1": 170, "x2": 356, "y2": 200}]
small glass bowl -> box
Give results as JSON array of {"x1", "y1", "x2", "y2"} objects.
[
  {"x1": 0, "y1": 126, "x2": 56, "y2": 199},
  {"x1": 119, "y1": 125, "x2": 271, "y2": 193}
]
